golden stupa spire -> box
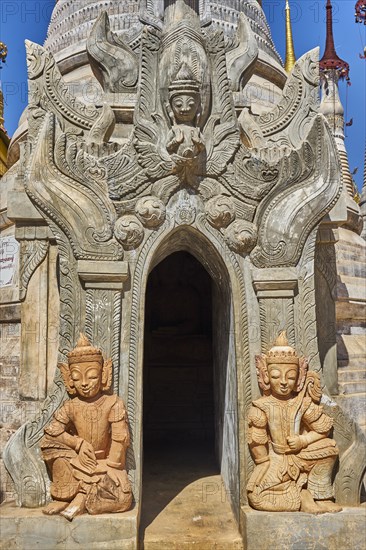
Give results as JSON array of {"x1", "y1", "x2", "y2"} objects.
[
  {"x1": 284, "y1": 0, "x2": 296, "y2": 74},
  {"x1": 0, "y1": 88, "x2": 3, "y2": 129}
]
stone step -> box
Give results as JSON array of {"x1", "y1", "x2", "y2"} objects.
[
  {"x1": 338, "y1": 358, "x2": 366, "y2": 369},
  {"x1": 335, "y1": 275, "x2": 366, "y2": 301},
  {"x1": 336, "y1": 300, "x2": 366, "y2": 321},
  {"x1": 336, "y1": 243, "x2": 366, "y2": 257},
  {"x1": 336, "y1": 247, "x2": 366, "y2": 258},
  {"x1": 338, "y1": 357, "x2": 365, "y2": 370},
  {"x1": 336, "y1": 240, "x2": 366, "y2": 254},
  {"x1": 335, "y1": 228, "x2": 366, "y2": 251},
  {"x1": 337, "y1": 263, "x2": 366, "y2": 278},
  {"x1": 338, "y1": 368, "x2": 366, "y2": 382},
  {"x1": 338, "y1": 380, "x2": 366, "y2": 394},
  {"x1": 337, "y1": 333, "x2": 366, "y2": 347},
  {"x1": 337, "y1": 334, "x2": 366, "y2": 367}
]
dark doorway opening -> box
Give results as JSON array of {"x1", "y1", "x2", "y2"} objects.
[
  {"x1": 140, "y1": 252, "x2": 240, "y2": 550},
  {"x1": 143, "y1": 251, "x2": 214, "y2": 449},
  {"x1": 140, "y1": 248, "x2": 240, "y2": 547},
  {"x1": 140, "y1": 252, "x2": 218, "y2": 541}
]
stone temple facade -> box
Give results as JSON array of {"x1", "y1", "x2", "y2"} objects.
[{"x1": 0, "y1": 0, "x2": 365, "y2": 547}]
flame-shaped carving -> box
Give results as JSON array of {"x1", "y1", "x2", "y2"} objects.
[{"x1": 87, "y1": 11, "x2": 139, "y2": 93}]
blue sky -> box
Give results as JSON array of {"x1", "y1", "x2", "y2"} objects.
[{"x1": 0, "y1": 0, "x2": 365, "y2": 190}]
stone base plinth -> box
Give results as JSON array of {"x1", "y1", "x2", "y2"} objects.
[
  {"x1": 0, "y1": 501, "x2": 138, "y2": 550},
  {"x1": 241, "y1": 506, "x2": 366, "y2": 550}
]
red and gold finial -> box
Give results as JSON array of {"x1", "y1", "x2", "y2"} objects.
[
  {"x1": 355, "y1": 0, "x2": 366, "y2": 24},
  {"x1": 0, "y1": 42, "x2": 7, "y2": 65},
  {"x1": 319, "y1": 0, "x2": 350, "y2": 80}
]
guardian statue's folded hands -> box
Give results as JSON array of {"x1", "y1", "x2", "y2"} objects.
[
  {"x1": 247, "y1": 332, "x2": 342, "y2": 513},
  {"x1": 41, "y1": 334, "x2": 132, "y2": 520}
]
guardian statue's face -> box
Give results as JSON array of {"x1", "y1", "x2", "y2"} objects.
[
  {"x1": 70, "y1": 361, "x2": 103, "y2": 399},
  {"x1": 268, "y1": 363, "x2": 298, "y2": 399}
]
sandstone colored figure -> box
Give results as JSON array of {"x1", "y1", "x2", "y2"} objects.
[
  {"x1": 41, "y1": 334, "x2": 132, "y2": 521},
  {"x1": 247, "y1": 332, "x2": 342, "y2": 514},
  {"x1": 166, "y1": 63, "x2": 205, "y2": 173}
]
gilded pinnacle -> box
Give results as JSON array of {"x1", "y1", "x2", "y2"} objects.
[{"x1": 284, "y1": 0, "x2": 296, "y2": 74}]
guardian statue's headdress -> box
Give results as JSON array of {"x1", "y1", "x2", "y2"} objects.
[
  {"x1": 267, "y1": 331, "x2": 299, "y2": 366},
  {"x1": 68, "y1": 333, "x2": 103, "y2": 365}
]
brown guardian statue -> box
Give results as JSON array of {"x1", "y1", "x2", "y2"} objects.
[
  {"x1": 247, "y1": 331, "x2": 342, "y2": 513},
  {"x1": 41, "y1": 334, "x2": 132, "y2": 520}
]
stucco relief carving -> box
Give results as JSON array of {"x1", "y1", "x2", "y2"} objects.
[
  {"x1": 315, "y1": 242, "x2": 337, "y2": 299},
  {"x1": 114, "y1": 216, "x2": 145, "y2": 250},
  {"x1": 25, "y1": 111, "x2": 122, "y2": 260},
  {"x1": 3, "y1": 368, "x2": 67, "y2": 507},
  {"x1": 258, "y1": 297, "x2": 295, "y2": 354},
  {"x1": 205, "y1": 195, "x2": 236, "y2": 229},
  {"x1": 128, "y1": 16, "x2": 240, "y2": 195},
  {"x1": 135, "y1": 196, "x2": 166, "y2": 228},
  {"x1": 23, "y1": 9, "x2": 340, "y2": 265},
  {"x1": 226, "y1": 13, "x2": 259, "y2": 92},
  {"x1": 26, "y1": 41, "x2": 100, "y2": 132},
  {"x1": 87, "y1": 11, "x2": 139, "y2": 93},
  {"x1": 174, "y1": 191, "x2": 197, "y2": 225},
  {"x1": 250, "y1": 116, "x2": 341, "y2": 267},
  {"x1": 19, "y1": 238, "x2": 49, "y2": 300},
  {"x1": 257, "y1": 48, "x2": 320, "y2": 149},
  {"x1": 224, "y1": 220, "x2": 257, "y2": 254}
]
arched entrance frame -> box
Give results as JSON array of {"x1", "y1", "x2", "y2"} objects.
[{"x1": 123, "y1": 221, "x2": 252, "y2": 525}]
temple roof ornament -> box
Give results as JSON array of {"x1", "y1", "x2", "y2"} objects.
[
  {"x1": 355, "y1": 0, "x2": 366, "y2": 24},
  {"x1": 319, "y1": 0, "x2": 361, "y2": 227},
  {"x1": 284, "y1": 0, "x2": 296, "y2": 74},
  {"x1": 319, "y1": 0, "x2": 349, "y2": 80},
  {"x1": 355, "y1": 1, "x2": 366, "y2": 238},
  {"x1": 355, "y1": 1, "x2": 366, "y2": 58}
]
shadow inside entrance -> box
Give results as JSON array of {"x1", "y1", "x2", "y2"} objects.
[
  {"x1": 139, "y1": 439, "x2": 218, "y2": 528},
  {"x1": 139, "y1": 440, "x2": 243, "y2": 549}
]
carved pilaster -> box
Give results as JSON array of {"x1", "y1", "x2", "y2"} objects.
[
  {"x1": 253, "y1": 277, "x2": 298, "y2": 353},
  {"x1": 78, "y1": 260, "x2": 129, "y2": 392},
  {"x1": 315, "y1": 227, "x2": 338, "y2": 394},
  {"x1": 13, "y1": 225, "x2": 51, "y2": 400}
]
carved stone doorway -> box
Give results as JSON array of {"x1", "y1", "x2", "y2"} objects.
[{"x1": 140, "y1": 250, "x2": 240, "y2": 546}]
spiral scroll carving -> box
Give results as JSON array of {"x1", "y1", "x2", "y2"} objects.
[
  {"x1": 114, "y1": 216, "x2": 145, "y2": 250},
  {"x1": 224, "y1": 220, "x2": 257, "y2": 254},
  {"x1": 205, "y1": 195, "x2": 236, "y2": 229},
  {"x1": 135, "y1": 196, "x2": 166, "y2": 228}
]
